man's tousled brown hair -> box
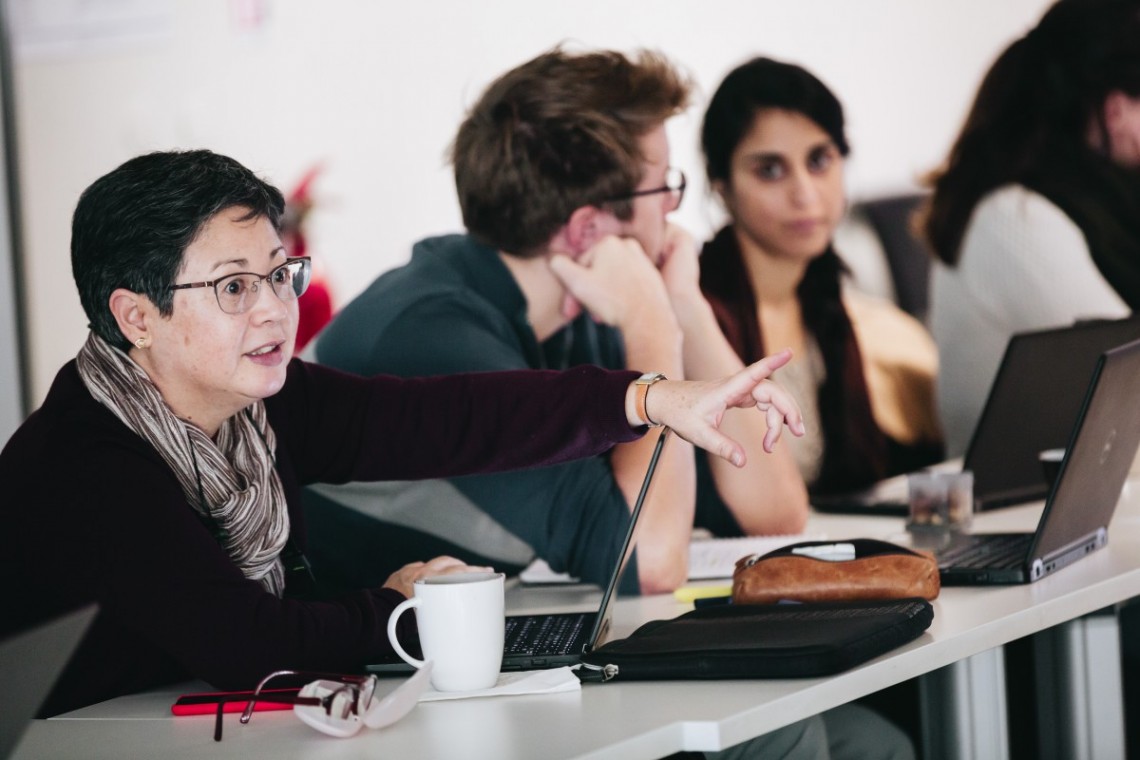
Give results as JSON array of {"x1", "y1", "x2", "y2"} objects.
[{"x1": 452, "y1": 47, "x2": 691, "y2": 257}]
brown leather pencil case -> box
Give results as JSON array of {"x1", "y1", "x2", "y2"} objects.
[{"x1": 732, "y1": 538, "x2": 940, "y2": 604}]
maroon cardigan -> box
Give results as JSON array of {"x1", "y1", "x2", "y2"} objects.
[{"x1": 0, "y1": 359, "x2": 640, "y2": 716}]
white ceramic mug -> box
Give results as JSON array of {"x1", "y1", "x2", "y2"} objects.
[{"x1": 386, "y1": 571, "x2": 505, "y2": 692}]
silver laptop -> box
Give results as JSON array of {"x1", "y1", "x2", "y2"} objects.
[
  {"x1": 0, "y1": 604, "x2": 97, "y2": 755},
  {"x1": 812, "y1": 317, "x2": 1140, "y2": 516},
  {"x1": 937, "y1": 338, "x2": 1140, "y2": 584},
  {"x1": 369, "y1": 428, "x2": 670, "y2": 673}
]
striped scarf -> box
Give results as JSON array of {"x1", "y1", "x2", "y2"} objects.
[{"x1": 76, "y1": 332, "x2": 289, "y2": 596}]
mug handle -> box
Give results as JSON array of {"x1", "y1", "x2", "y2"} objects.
[{"x1": 386, "y1": 597, "x2": 426, "y2": 668}]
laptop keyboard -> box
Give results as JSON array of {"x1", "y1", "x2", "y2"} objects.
[
  {"x1": 938, "y1": 534, "x2": 1032, "y2": 570},
  {"x1": 504, "y1": 612, "x2": 592, "y2": 656}
]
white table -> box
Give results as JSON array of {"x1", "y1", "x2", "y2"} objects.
[{"x1": 14, "y1": 479, "x2": 1140, "y2": 760}]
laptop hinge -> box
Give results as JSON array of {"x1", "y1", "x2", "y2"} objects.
[{"x1": 1031, "y1": 528, "x2": 1107, "y2": 580}]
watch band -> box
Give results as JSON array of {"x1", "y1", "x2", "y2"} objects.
[{"x1": 635, "y1": 373, "x2": 667, "y2": 427}]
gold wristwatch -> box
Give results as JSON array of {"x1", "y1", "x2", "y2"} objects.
[{"x1": 634, "y1": 372, "x2": 667, "y2": 427}]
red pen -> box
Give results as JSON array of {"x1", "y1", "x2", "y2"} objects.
[{"x1": 171, "y1": 687, "x2": 301, "y2": 716}]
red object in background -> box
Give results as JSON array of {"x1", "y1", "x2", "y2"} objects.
[
  {"x1": 283, "y1": 165, "x2": 334, "y2": 352},
  {"x1": 296, "y1": 275, "x2": 333, "y2": 352}
]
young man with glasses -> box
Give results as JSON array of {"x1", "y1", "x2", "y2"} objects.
[{"x1": 307, "y1": 48, "x2": 810, "y2": 596}]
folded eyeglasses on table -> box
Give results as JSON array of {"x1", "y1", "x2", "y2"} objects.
[{"x1": 203, "y1": 662, "x2": 433, "y2": 741}]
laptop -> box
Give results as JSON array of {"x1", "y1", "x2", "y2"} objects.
[
  {"x1": 369, "y1": 428, "x2": 671, "y2": 674},
  {"x1": 0, "y1": 604, "x2": 97, "y2": 756},
  {"x1": 936, "y1": 338, "x2": 1140, "y2": 585},
  {"x1": 812, "y1": 316, "x2": 1140, "y2": 516}
]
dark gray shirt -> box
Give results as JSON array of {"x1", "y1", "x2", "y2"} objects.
[{"x1": 311, "y1": 234, "x2": 635, "y2": 587}]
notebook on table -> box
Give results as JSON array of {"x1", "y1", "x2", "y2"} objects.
[
  {"x1": 522, "y1": 531, "x2": 827, "y2": 584},
  {"x1": 811, "y1": 316, "x2": 1140, "y2": 517},
  {"x1": 0, "y1": 604, "x2": 97, "y2": 756},
  {"x1": 936, "y1": 338, "x2": 1140, "y2": 585},
  {"x1": 686, "y1": 532, "x2": 827, "y2": 581},
  {"x1": 369, "y1": 428, "x2": 671, "y2": 674}
]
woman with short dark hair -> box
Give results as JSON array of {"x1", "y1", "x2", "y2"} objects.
[{"x1": 0, "y1": 149, "x2": 803, "y2": 716}]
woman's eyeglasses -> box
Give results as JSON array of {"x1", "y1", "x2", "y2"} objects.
[
  {"x1": 168, "y1": 256, "x2": 312, "y2": 315},
  {"x1": 235, "y1": 669, "x2": 376, "y2": 738},
  {"x1": 203, "y1": 662, "x2": 432, "y2": 741}
]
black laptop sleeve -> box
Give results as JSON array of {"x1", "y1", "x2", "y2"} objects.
[{"x1": 577, "y1": 598, "x2": 933, "y2": 682}]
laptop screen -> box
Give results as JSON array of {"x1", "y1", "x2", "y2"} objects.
[
  {"x1": 1030, "y1": 338, "x2": 1140, "y2": 566},
  {"x1": 581, "y1": 427, "x2": 670, "y2": 653},
  {"x1": 964, "y1": 317, "x2": 1140, "y2": 509},
  {"x1": 0, "y1": 604, "x2": 96, "y2": 754}
]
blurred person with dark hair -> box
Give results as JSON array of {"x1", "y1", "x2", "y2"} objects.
[{"x1": 922, "y1": 0, "x2": 1140, "y2": 455}]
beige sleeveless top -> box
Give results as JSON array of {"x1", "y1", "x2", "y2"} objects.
[{"x1": 774, "y1": 339, "x2": 826, "y2": 484}]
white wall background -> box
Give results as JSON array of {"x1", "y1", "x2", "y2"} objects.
[{"x1": 8, "y1": 0, "x2": 1053, "y2": 409}]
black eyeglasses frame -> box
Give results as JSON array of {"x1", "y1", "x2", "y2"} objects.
[
  {"x1": 167, "y1": 256, "x2": 312, "y2": 315},
  {"x1": 597, "y1": 167, "x2": 687, "y2": 208}
]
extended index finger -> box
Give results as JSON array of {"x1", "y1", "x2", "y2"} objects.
[
  {"x1": 721, "y1": 350, "x2": 794, "y2": 409},
  {"x1": 747, "y1": 349, "x2": 793, "y2": 378}
]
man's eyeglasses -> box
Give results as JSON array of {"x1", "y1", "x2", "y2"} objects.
[
  {"x1": 168, "y1": 256, "x2": 312, "y2": 315},
  {"x1": 600, "y1": 167, "x2": 686, "y2": 210}
]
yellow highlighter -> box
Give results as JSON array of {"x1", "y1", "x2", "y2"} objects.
[{"x1": 673, "y1": 584, "x2": 733, "y2": 604}]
